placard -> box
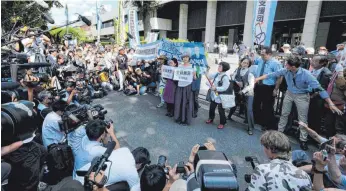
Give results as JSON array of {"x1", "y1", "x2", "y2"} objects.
[
  {"x1": 173, "y1": 68, "x2": 193, "y2": 82},
  {"x1": 162, "y1": 65, "x2": 174, "y2": 79}
]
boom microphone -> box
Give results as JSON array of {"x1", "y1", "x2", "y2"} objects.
[
  {"x1": 33, "y1": 0, "x2": 49, "y2": 9},
  {"x1": 77, "y1": 14, "x2": 91, "y2": 26},
  {"x1": 93, "y1": 141, "x2": 115, "y2": 176},
  {"x1": 41, "y1": 13, "x2": 55, "y2": 24}
]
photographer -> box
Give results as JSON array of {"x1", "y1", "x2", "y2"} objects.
[
  {"x1": 62, "y1": 81, "x2": 79, "y2": 105},
  {"x1": 74, "y1": 120, "x2": 141, "y2": 189},
  {"x1": 247, "y1": 131, "x2": 312, "y2": 191},
  {"x1": 37, "y1": 90, "x2": 53, "y2": 112},
  {"x1": 42, "y1": 100, "x2": 68, "y2": 148}
]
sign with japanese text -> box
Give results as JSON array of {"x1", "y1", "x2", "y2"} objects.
[
  {"x1": 128, "y1": 9, "x2": 140, "y2": 48},
  {"x1": 162, "y1": 65, "x2": 175, "y2": 79},
  {"x1": 173, "y1": 68, "x2": 193, "y2": 82},
  {"x1": 252, "y1": 0, "x2": 277, "y2": 46}
]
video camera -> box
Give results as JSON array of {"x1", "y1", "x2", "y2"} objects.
[
  {"x1": 59, "y1": 104, "x2": 109, "y2": 134},
  {"x1": 1, "y1": 100, "x2": 37, "y2": 146},
  {"x1": 244, "y1": 156, "x2": 260, "y2": 184},
  {"x1": 190, "y1": 150, "x2": 239, "y2": 191}
]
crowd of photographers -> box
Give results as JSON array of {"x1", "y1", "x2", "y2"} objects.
[{"x1": 1, "y1": 29, "x2": 346, "y2": 191}]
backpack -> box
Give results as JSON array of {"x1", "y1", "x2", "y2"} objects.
[{"x1": 46, "y1": 142, "x2": 74, "y2": 184}]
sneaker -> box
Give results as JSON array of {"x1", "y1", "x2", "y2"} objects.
[
  {"x1": 248, "y1": 130, "x2": 253, "y2": 135},
  {"x1": 157, "y1": 102, "x2": 165, "y2": 108},
  {"x1": 142, "y1": 93, "x2": 147, "y2": 95},
  {"x1": 205, "y1": 119, "x2": 213, "y2": 124}
]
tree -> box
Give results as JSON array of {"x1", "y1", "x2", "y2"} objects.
[
  {"x1": 130, "y1": 0, "x2": 161, "y2": 42},
  {"x1": 49, "y1": 27, "x2": 88, "y2": 44},
  {"x1": 1, "y1": 1, "x2": 62, "y2": 33}
]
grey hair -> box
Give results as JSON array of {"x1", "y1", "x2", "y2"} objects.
[
  {"x1": 260, "y1": 131, "x2": 291, "y2": 159},
  {"x1": 38, "y1": 91, "x2": 52, "y2": 102}
]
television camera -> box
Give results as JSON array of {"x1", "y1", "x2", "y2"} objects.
[{"x1": 59, "y1": 104, "x2": 111, "y2": 134}]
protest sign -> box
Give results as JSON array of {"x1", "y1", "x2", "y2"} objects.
[
  {"x1": 158, "y1": 39, "x2": 208, "y2": 76},
  {"x1": 133, "y1": 41, "x2": 160, "y2": 61},
  {"x1": 173, "y1": 67, "x2": 193, "y2": 82},
  {"x1": 128, "y1": 9, "x2": 140, "y2": 48},
  {"x1": 162, "y1": 65, "x2": 174, "y2": 79}
]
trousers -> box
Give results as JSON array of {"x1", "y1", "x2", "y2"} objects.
[
  {"x1": 253, "y1": 84, "x2": 276, "y2": 129},
  {"x1": 209, "y1": 101, "x2": 226, "y2": 125},
  {"x1": 278, "y1": 91, "x2": 310, "y2": 142}
]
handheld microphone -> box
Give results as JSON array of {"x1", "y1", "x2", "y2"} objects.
[
  {"x1": 93, "y1": 141, "x2": 116, "y2": 176},
  {"x1": 41, "y1": 13, "x2": 55, "y2": 24},
  {"x1": 77, "y1": 14, "x2": 91, "y2": 26}
]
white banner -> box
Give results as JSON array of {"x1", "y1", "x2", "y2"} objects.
[
  {"x1": 173, "y1": 68, "x2": 193, "y2": 82},
  {"x1": 146, "y1": 32, "x2": 159, "y2": 43},
  {"x1": 162, "y1": 65, "x2": 174, "y2": 79},
  {"x1": 133, "y1": 41, "x2": 160, "y2": 61},
  {"x1": 252, "y1": 0, "x2": 277, "y2": 46},
  {"x1": 128, "y1": 9, "x2": 140, "y2": 48}
]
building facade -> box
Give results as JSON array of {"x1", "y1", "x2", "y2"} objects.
[{"x1": 90, "y1": 0, "x2": 346, "y2": 51}]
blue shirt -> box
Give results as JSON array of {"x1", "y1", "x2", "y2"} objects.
[
  {"x1": 267, "y1": 68, "x2": 329, "y2": 99},
  {"x1": 255, "y1": 58, "x2": 282, "y2": 85},
  {"x1": 42, "y1": 112, "x2": 64, "y2": 148},
  {"x1": 37, "y1": 103, "x2": 47, "y2": 111},
  {"x1": 68, "y1": 126, "x2": 106, "y2": 178}
]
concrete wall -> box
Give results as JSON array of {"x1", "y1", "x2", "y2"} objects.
[
  {"x1": 150, "y1": 18, "x2": 172, "y2": 31},
  {"x1": 315, "y1": 22, "x2": 330, "y2": 48}
]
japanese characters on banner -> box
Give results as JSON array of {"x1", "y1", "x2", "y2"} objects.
[
  {"x1": 146, "y1": 32, "x2": 159, "y2": 43},
  {"x1": 173, "y1": 68, "x2": 194, "y2": 83},
  {"x1": 128, "y1": 9, "x2": 140, "y2": 48},
  {"x1": 158, "y1": 39, "x2": 208, "y2": 76},
  {"x1": 252, "y1": 0, "x2": 277, "y2": 46},
  {"x1": 133, "y1": 39, "x2": 208, "y2": 76},
  {"x1": 161, "y1": 65, "x2": 174, "y2": 79}
]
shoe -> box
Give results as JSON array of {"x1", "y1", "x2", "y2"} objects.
[
  {"x1": 118, "y1": 88, "x2": 123, "y2": 92},
  {"x1": 180, "y1": 121, "x2": 188, "y2": 126},
  {"x1": 217, "y1": 124, "x2": 225, "y2": 129},
  {"x1": 193, "y1": 114, "x2": 197, "y2": 118},
  {"x1": 300, "y1": 141, "x2": 308, "y2": 151},
  {"x1": 157, "y1": 103, "x2": 165, "y2": 108},
  {"x1": 227, "y1": 116, "x2": 234, "y2": 121},
  {"x1": 248, "y1": 130, "x2": 253, "y2": 135},
  {"x1": 154, "y1": 92, "x2": 160, "y2": 97},
  {"x1": 143, "y1": 93, "x2": 147, "y2": 95},
  {"x1": 175, "y1": 119, "x2": 181, "y2": 123},
  {"x1": 165, "y1": 113, "x2": 170, "y2": 116},
  {"x1": 205, "y1": 119, "x2": 213, "y2": 124},
  {"x1": 168, "y1": 113, "x2": 174, "y2": 117}
]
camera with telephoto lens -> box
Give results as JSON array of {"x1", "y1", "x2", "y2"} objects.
[
  {"x1": 157, "y1": 155, "x2": 169, "y2": 174},
  {"x1": 244, "y1": 156, "x2": 260, "y2": 184}
]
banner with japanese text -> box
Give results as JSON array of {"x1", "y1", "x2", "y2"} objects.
[
  {"x1": 128, "y1": 9, "x2": 140, "y2": 48},
  {"x1": 133, "y1": 41, "x2": 160, "y2": 61},
  {"x1": 158, "y1": 39, "x2": 208, "y2": 76},
  {"x1": 252, "y1": 0, "x2": 277, "y2": 46}
]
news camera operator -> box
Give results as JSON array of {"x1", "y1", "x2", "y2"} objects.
[
  {"x1": 42, "y1": 100, "x2": 68, "y2": 148},
  {"x1": 73, "y1": 120, "x2": 142, "y2": 190},
  {"x1": 62, "y1": 81, "x2": 80, "y2": 105},
  {"x1": 247, "y1": 131, "x2": 312, "y2": 191}
]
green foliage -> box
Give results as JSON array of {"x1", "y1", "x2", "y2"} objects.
[
  {"x1": 1, "y1": 1, "x2": 60, "y2": 32},
  {"x1": 49, "y1": 27, "x2": 88, "y2": 44}
]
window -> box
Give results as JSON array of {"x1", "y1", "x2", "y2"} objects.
[{"x1": 101, "y1": 20, "x2": 114, "y2": 29}]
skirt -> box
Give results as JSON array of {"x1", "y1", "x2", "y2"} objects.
[
  {"x1": 174, "y1": 84, "x2": 194, "y2": 125},
  {"x1": 163, "y1": 79, "x2": 176, "y2": 104}
]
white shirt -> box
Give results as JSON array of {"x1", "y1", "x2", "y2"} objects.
[
  {"x1": 75, "y1": 147, "x2": 140, "y2": 188},
  {"x1": 248, "y1": 159, "x2": 312, "y2": 191}
]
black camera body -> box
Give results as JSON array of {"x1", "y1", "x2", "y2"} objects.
[
  {"x1": 244, "y1": 156, "x2": 260, "y2": 184},
  {"x1": 192, "y1": 150, "x2": 239, "y2": 191},
  {"x1": 1, "y1": 100, "x2": 37, "y2": 146},
  {"x1": 59, "y1": 104, "x2": 108, "y2": 134}
]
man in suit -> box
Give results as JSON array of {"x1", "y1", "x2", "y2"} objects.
[{"x1": 308, "y1": 55, "x2": 332, "y2": 134}]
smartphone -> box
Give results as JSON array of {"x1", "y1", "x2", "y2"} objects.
[
  {"x1": 319, "y1": 138, "x2": 334, "y2": 151},
  {"x1": 176, "y1": 161, "x2": 186, "y2": 174}
]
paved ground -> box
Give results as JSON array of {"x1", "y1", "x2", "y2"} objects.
[{"x1": 93, "y1": 86, "x2": 314, "y2": 189}]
